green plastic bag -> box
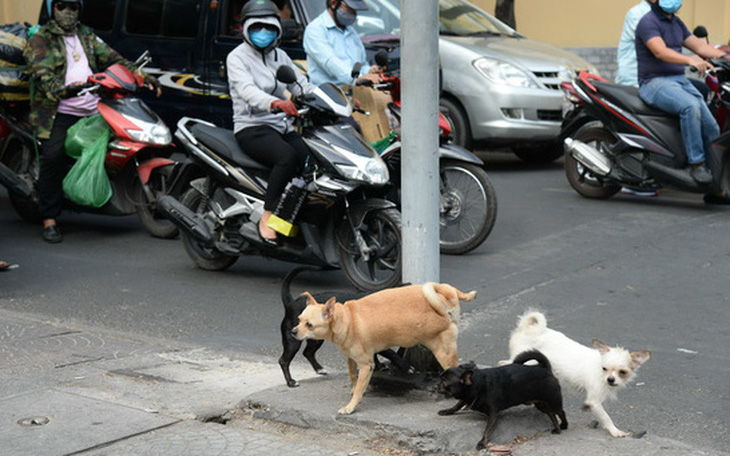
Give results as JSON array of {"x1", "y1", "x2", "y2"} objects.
[
  {"x1": 62, "y1": 126, "x2": 112, "y2": 208},
  {"x1": 65, "y1": 114, "x2": 110, "y2": 159},
  {"x1": 369, "y1": 130, "x2": 398, "y2": 154}
]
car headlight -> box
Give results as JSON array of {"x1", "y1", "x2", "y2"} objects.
[{"x1": 472, "y1": 57, "x2": 539, "y2": 88}]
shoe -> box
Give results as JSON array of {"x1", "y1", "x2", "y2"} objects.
[
  {"x1": 620, "y1": 186, "x2": 659, "y2": 197},
  {"x1": 690, "y1": 164, "x2": 713, "y2": 184},
  {"x1": 257, "y1": 228, "x2": 279, "y2": 247},
  {"x1": 43, "y1": 224, "x2": 63, "y2": 243},
  {"x1": 703, "y1": 193, "x2": 730, "y2": 205}
]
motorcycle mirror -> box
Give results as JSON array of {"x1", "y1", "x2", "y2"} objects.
[
  {"x1": 133, "y1": 50, "x2": 150, "y2": 67},
  {"x1": 693, "y1": 25, "x2": 709, "y2": 41},
  {"x1": 351, "y1": 62, "x2": 363, "y2": 79},
  {"x1": 374, "y1": 50, "x2": 389, "y2": 68},
  {"x1": 276, "y1": 65, "x2": 298, "y2": 84}
]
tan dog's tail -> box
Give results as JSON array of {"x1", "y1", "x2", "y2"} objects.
[{"x1": 423, "y1": 282, "x2": 477, "y2": 324}]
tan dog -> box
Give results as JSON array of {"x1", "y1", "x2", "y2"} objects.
[{"x1": 293, "y1": 282, "x2": 477, "y2": 414}]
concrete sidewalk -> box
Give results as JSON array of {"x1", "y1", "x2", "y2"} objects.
[{"x1": 0, "y1": 309, "x2": 722, "y2": 455}]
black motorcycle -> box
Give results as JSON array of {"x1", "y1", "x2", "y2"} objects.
[
  {"x1": 560, "y1": 58, "x2": 730, "y2": 201},
  {"x1": 159, "y1": 66, "x2": 402, "y2": 292}
]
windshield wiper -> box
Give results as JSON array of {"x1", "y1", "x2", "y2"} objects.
[{"x1": 441, "y1": 30, "x2": 503, "y2": 37}]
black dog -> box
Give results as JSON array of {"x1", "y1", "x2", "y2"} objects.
[
  {"x1": 438, "y1": 350, "x2": 568, "y2": 450},
  {"x1": 278, "y1": 266, "x2": 410, "y2": 387}
]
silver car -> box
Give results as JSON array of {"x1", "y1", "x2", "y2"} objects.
[{"x1": 299, "y1": 0, "x2": 598, "y2": 163}]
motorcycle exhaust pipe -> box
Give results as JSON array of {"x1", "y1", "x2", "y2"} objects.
[
  {"x1": 0, "y1": 161, "x2": 32, "y2": 198},
  {"x1": 157, "y1": 195, "x2": 214, "y2": 245},
  {"x1": 564, "y1": 138, "x2": 612, "y2": 177}
]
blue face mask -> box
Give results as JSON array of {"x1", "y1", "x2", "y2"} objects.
[
  {"x1": 336, "y1": 8, "x2": 356, "y2": 27},
  {"x1": 249, "y1": 28, "x2": 277, "y2": 49},
  {"x1": 658, "y1": 0, "x2": 682, "y2": 14}
]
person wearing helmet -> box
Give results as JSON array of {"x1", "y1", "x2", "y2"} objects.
[
  {"x1": 23, "y1": 0, "x2": 159, "y2": 243},
  {"x1": 303, "y1": 0, "x2": 383, "y2": 87},
  {"x1": 227, "y1": 0, "x2": 315, "y2": 245}
]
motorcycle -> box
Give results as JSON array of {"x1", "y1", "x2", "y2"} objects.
[
  {"x1": 361, "y1": 51, "x2": 497, "y2": 255},
  {"x1": 0, "y1": 51, "x2": 186, "y2": 238},
  {"x1": 560, "y1": 57, "x2": 730, "y2": 201},
  {"x1": 158, "y1": 66, "x2": 402, "y2": 292}
]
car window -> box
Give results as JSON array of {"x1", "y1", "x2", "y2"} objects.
[
  {"x1": 81, "y1": 0, "x2": 117, "y2": 31},
  {"x1": 438, "y1": 0, "x2": 516, "y2": 37},
  {"x1": 298, "y1": 0, "x2": 515, "y2": 38},
  {"x1": 125, "y1": 0, "x2": 200, "y2": 38}
]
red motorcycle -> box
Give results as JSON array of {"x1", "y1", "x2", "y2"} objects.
[
  {"x1": 0, "y1": 52, "x2": 186, "y2": 238},
  {"x1": 362, "y1": 51, "x2": 497, "y2": 255}
]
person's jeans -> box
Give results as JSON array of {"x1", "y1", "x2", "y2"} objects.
[{"x1": 639, "y1": 75, "x2": 720, "y2": 166}]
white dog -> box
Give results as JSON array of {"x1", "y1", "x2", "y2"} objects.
[{"x1": 503, "y1": 311, "x2": 651, "y2": 437}]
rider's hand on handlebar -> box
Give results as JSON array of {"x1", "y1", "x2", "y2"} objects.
[
  {"x1": 369, "y1": 65, "x2": 386, "y2": 74},
  {"x1": 64, "y1": 81, "x2": 91, "y2": 98},
  {"x1": 271, "y1": 99, "x2": 299, "y2": 116},
  {"x1": 144, "y1": 74, "x2": 162, "y2": 97},
  {"x1": 356, "y1": 73, "x2": 383, "y2": 86},
  {"x1": 688, "y1": 55, "x2": 714, "y2": 76}
]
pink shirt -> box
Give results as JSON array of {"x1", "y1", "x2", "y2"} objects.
[{"x1": 57, "y1": 34, "x2": 99, "y2": 117}]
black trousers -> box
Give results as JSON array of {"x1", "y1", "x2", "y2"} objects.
[
  {"x1": 235, "y1": 126, "x2": 309, "y2": 212},
  {"x1": 39, "y1": 113, "x2": 82, "y2": 220}
]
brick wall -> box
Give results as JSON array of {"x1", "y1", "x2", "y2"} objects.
[{"x1": 564, "y1": 47, "x2": 618, "y2": 82}]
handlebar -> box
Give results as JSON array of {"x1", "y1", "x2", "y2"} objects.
[{"x1": 271, "y1": 106, "x2": 310, "y2": 117}]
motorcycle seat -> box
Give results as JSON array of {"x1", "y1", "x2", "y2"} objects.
[
  {"x1": 189, "y1": 123, "x2": 268, "y2": 170},
  {"x1": 592, "y1": 81, "x2": 674, "y2": 118}
]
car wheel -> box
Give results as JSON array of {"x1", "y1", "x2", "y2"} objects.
[{"x1": 439, "y1": 97, "x2": 473, "y2": 150}]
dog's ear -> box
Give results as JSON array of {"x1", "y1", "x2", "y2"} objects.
[
  {"x1": 301, "y1": 292, "x2": 319, "y2": 306},
  {"x1": 323, "y1": 297, "x2": 337, "y2": 320},
  {"x1": 592, "y1": 339, "x2": 610, "y2": 354},
  {"x1": 461, "y1": 370, "x2": 473, "y2": 386},
  {"x1": 630, "y1": 349, "x2": 651, "y2": 367}
]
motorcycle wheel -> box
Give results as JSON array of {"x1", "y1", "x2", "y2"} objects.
[
  {"x1": 180, "y1": 188, "x2": 238, "y2": 271},
  {"x1": 564, "y1": 124, "x2": 621, "y2": 199},
  {"x1": 134, "y1": 171, "x2": 179, "y2": 239},
  {"x1": 338, "y1": 207, "x2": 402, "y2": 292},
  {"x1": 6, "y1": 147, "x2": 41, "y2": 222},
  {"x1": 439, "y1": 160, "x2": 497, "y2": 255}
]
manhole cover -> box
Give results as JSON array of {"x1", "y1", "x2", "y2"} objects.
[{"x1": 17, "y1": 416, "x2": 51, "y2": 427}]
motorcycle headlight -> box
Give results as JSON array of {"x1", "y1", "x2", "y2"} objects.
[
  {"x1": 122, "y1": 115, "x2": 173, "y2": 146},
  {"x1": 472, "y1": 57, "x2": 539, "y2": 88},
  {"x1": 334, "y1": 155, "x2": 389, "y2": 186}
]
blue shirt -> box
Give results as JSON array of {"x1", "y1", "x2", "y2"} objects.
[
  {"x1": 615, "y1": 1, "x2": 651, "y2": 86},
  {"x1": 635, "y1": 5, "x2": 691, "y2": 85},
  {"x1": 303, "y1": 11, "x2": 370, "y2": 86}
]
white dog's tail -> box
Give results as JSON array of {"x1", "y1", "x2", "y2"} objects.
[
  {"x1": 423, "y1": 282, "x2": 477, "y2": 324},
  {"x1": 516, "y1": 310, "x2": 548, "y2": 335}
]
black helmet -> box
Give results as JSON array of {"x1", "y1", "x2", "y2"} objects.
[
  {"x1": 46, "y1": 0, "x2": 83, "y2": 17},
  {"x1": 241, "y1": 0, "x2": 280, "y2": 21}
]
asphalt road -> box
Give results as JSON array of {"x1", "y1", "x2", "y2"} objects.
[{"x1": 1, "y1": 153, "x2": 728, "y2": 453}]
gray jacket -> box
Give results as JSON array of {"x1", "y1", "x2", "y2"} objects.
[{"x1": 227, "y1": 32, "x2": 314, "y2": 135}]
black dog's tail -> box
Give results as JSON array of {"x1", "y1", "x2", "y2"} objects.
[
  {"x1": 512, "y1": 349, "x2": 553, "y2": 371},
  {"x1": 281, "y1": 266, "x2": 322, "y2": 306}
]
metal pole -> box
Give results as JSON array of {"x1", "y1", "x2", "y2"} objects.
[{"x1": 400, "y1": 0, "x2": 440, "y2": 284}]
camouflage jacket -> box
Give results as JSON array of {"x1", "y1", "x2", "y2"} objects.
[{"x1": 23, "y1": 20, "x2": 131, "y2": 140}]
